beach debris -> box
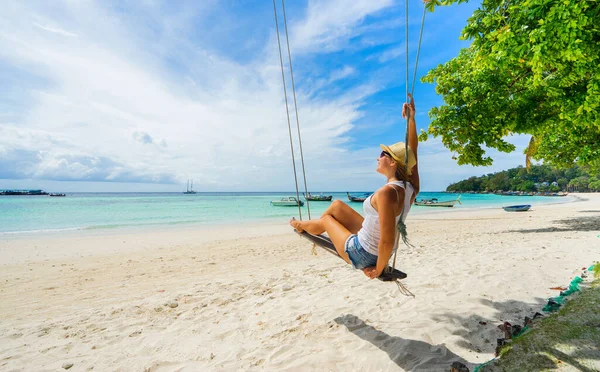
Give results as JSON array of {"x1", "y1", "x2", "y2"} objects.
[
  {"x1": 62, "y1": 362, "x2": 74, "y2": 370},
  {"x1": 166, "y1": 301, "x2": 178, "y2": 308},
  {"x1": 478, "y1": 321, "x2": 487, "y2": 325},
  {"x1": 450, "y1": 361, "x2": 469, "y2": 372},
  {"x1": 493, "y1": 321, "x2": 526, "y2": 356},
  {"x1": 511, "y1": 325, "x2": 523, "y2": 338},
  {"x1": 282, "y1": 285, "x2": 293, "y2": 292},
  {"x1": 482, "y1": 265, "x2": 596, "y2": 371},
  {"x1": 543, "y1": 276, "x2": 583, "y2": 312},
  {"x1": 494, "y1": 338, "x2": 510, "y2": 356},
  {"x1": 497, "y1": 322, "x2": 512, "y2": 339},
  {"x1": 543, "y1": 298, "x2": 561, "y2": 312},
  {"x1": 495, "y1": 338, "x2": 507, "y2": 356}
]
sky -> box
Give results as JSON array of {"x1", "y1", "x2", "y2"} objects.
[{"x1": 0, "y1": 0, "x2": 533, "y2": 192}]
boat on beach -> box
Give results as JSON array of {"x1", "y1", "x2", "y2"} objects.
[
  {"x1": 502, "y1": 204, "x2": 531, "y2": 212},
  {"x1": 347, "y1": 192, "x2": 372, "y2": 202},
  {"x1": 414, "y1": 195, "x2": 462, "y2": 207},
  {"x1": 304, "y1": 193, "x2": 332, "y2": 201},
  {"x1": 539, "y1": 192, "x2": 568, "y2": 197},
  {"x1": 270, "y1": 197, "x2": 304, "y2": 207}
]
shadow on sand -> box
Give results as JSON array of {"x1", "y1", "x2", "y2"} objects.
[
  {"x1": 334, "y1": 314, "x2": 471, "y2": 371},
  {"x1": 504, "y1": 215, "x2": 600, "y2": 233},
  {"x1": 431, "y1": 296, "x2": 599, "y2": 371}
]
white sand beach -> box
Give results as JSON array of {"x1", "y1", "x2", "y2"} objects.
[{"x1": 1, "y1": 194, "x2": 599, "y2": 371}]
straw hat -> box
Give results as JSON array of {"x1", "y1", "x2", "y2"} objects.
[{"x1": 380, "y1": 142, "x2": 416, "y2": 175}]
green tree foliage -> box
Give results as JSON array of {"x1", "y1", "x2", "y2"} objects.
[
  {"x1": 568, "y1": 176, "x2": 590, "y2": 191},
  {"x1": 446, "y1": 164, "x2": 598, "y2": 192},
  {"x1": 589, "y1": 177, "x2": 600, "y2": 191},
  {"x1": 422, "y1": 0, "x2": 600, "y2": 169}
]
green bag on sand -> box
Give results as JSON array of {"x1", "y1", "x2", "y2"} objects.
[
  {"x1": 512, "y1": 325, "x2": 529, "y2": 339},
  {"x1": 560, "y1": 277, "x2": 582, "y2": 296},
  {"x1": 543, "y1": 299, "x2": 562, "y2": 312},
  {"x1": 588, "y1": 264, "x2": 596, "y2": 271},
  {"x1": 543, "y1": 276, "x2": 583, "y2": 312}
]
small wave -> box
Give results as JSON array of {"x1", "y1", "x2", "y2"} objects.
[
  {"x1": 83, "y1": 224, "x2": 126, "y2": 230},
  {"x1": 82, "y1": 219, "x2": 212, "y2": 231},
  {"x1": 0, "y1": 227, "x2": 83, "y2": 235}
]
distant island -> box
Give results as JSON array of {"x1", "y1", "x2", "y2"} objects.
[
  {"x1": 0, "y1": 190, "x2": 66, "y2": 197},
  {"x1": 1, "y1": 189, "x2": 49, "y2": 196},
  {"x1": 446, "y1": 165, "x2": 600, "y2": 193}
]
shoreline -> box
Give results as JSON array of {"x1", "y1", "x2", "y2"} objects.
[
  {"x1": 1, "y1": 194, "x2": 598, "y2": 371},
  {"x1": 0, "y1": 193, "x2": 590, "y2": 266},
  {"x1": 0, "y1": 193, "x2": 585, "y2": 238}
]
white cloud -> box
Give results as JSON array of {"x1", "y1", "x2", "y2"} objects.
[
  {"x1": 328, "y1": 66, "x2": 356, "y2": 83},
  {"x1": 0, "y1": 0, "x2": 394, "y2": 191},
  {"x1": 290, "y1": 0, "x2": 394, "y2": 53},
  {"x1": 0, "y1": 0, "x2": 531, "y2": 192},
  {"x1": 33, "y1": 22, "x2": 78, "y2": 37},
  {"x1": 374, "y1": 44, "x2": 404, "y2": 63},
  {"x1": 132, "y1": 131, "x2": 154, "y2": 145}
]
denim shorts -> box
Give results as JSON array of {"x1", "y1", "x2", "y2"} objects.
[{"x1": 345, "y1": 234, "x2": 378, "y2": 270}]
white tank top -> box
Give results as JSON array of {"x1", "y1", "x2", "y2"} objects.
[{"x1": 356, "y1": 181, "x2": 414, "y2": 256}]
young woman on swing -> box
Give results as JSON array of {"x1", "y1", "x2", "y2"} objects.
[{"x1": 290, "y1": 94, "x2": 420, "y2": 279}]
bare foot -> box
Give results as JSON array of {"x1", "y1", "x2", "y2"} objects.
[{"x1": 289, "y1": 217, "x2": 304, "y2": 233}]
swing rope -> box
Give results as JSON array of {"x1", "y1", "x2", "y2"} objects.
[
  {"x1": 274, "y1": 0, "x2": 429, "y2": 289},
  {"x1": 389, "y1": 0, "x2": 428, "y2": 282},
  {"x1": 280, "y1": 0, "x2": 312, "y2": 220},
  {"x1": 272, "y1": 0, "x2": 303, "y2": 220},
  {"x1": 411, "y1": 4, "x2": 428, "y2": 97}
]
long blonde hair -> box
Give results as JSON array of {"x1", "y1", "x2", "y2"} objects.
[
  {"x1": 394, "y1": 164, "x2": 410, "y2": 183},
  {"x1": 392, "y1": 163, "x2": 412, "y2": 247}
]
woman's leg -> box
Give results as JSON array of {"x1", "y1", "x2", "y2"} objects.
[
  {"x1": 321, "y1": 200, "x2": 364, "y2": 234},
  {"x1": 291, "y1": 215, "x2": 352, "y2": 264},
  {"x1": 290, "y1": 200, "x2": 363, "y2": 235},
  {"x1": 290, "y1": 217, "x2": 325, "y2": 235}
]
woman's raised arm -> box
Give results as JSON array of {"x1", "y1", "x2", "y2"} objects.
[{"x1": 402, "y1": 94, "x2": 420, "y2": 196}]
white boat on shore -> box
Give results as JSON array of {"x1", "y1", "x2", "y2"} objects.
[
  {"x1": 270, "y1": 197, "x2": 304, "y2": 207},
  {"x1": 414, "y1": 195, "x2": 462, "y2": 207}
]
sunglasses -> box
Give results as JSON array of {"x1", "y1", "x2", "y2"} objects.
[{"x1": 380, "y1": 151, "x2": 392, "y2": 159}]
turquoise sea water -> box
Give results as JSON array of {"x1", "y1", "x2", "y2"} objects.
[{"x1": 0, "y1": 192, "x2": 574, "y2": 235}]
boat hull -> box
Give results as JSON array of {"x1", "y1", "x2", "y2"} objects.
[
  {"x1": 305, "y1": 196, "x2": 332, "y2": 201},
  {"x1": 414, "y1": 195, "x2": 461, "y2": 207},
  {"x1": 348, "y1": 197, "x2": 366, "y2": 202},
  {"x1": 502, "y1": 205, "x2": 531, "y2": 212},
  {"x1": 414, "y1": 203, "x2": 456, "y2": 207},
  {"x1": 271, "y1": 197, "x2": 304, "y2": 207},
  {"x1": 271, "y1": 201, "x2": 304, "y2": 207},
  {"x1": 347, "y1": 192, "x2": 370, "y2": 202},
  {"x1": 414, "y1": 200, "x2": 459, "y2": 207}
]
